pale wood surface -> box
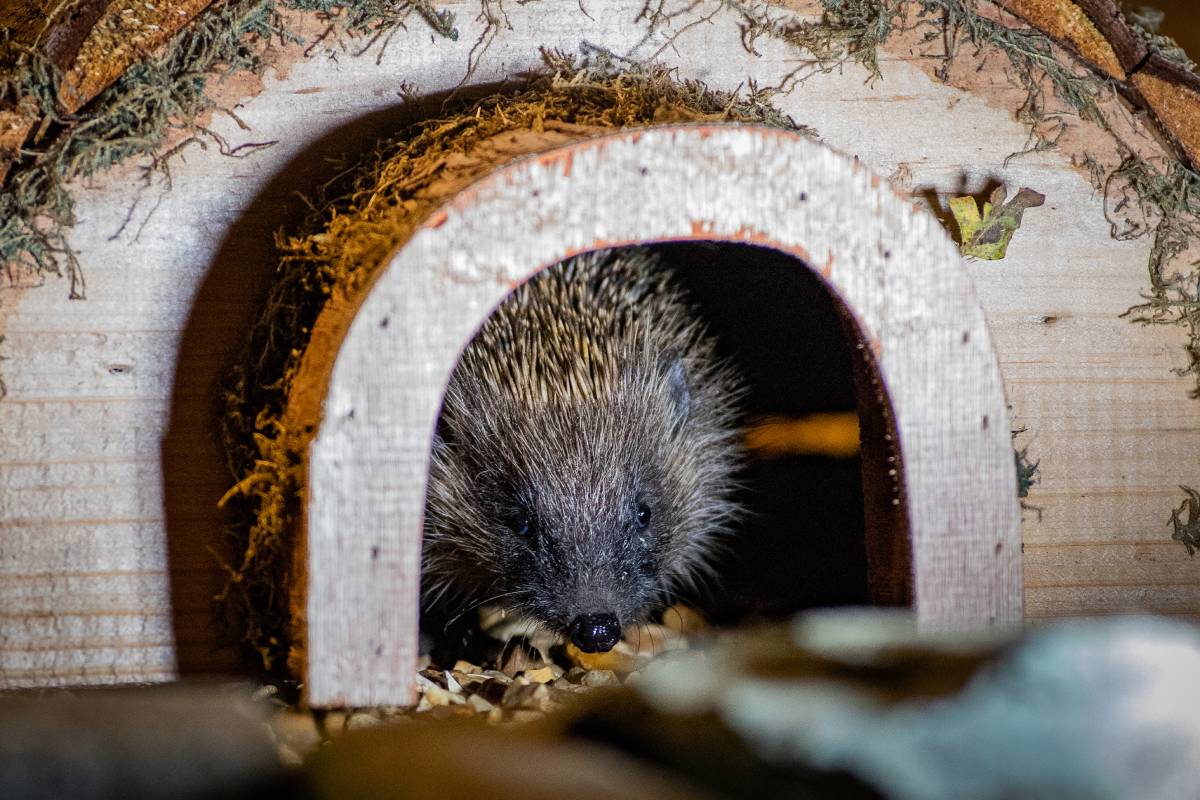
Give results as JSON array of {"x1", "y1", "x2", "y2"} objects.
[{"x1": 1, "y1": 0, "x2": 1196, "y2": 690}]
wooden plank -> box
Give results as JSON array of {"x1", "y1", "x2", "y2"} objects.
[
  {"x1": 1025, "y1": 585, "x2": 1200, "y2": 618},
  {"x1": 0, "y1": 0, "x2": 1195, "y2": 690}
]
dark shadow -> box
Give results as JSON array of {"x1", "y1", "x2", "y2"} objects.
[
  {"x1": 161, "y1": 83, "x2": 513, "y2": 676},
  {"x1": 648, "y1": 242, "x2": 909, "y2": 623},
  {"x1": 1147, "y1": 0, "x2": 1200, "y2": 59},
  {"x1": 916, "y1": 173, "x2": 1005, "y2": 246}
]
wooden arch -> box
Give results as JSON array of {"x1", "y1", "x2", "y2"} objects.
[{"x1": 301, "y1": 125, "x2": 1022, "y2": 706}]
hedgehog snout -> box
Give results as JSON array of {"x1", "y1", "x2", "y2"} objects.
[{"x1": 567, "y1": 612, "x2": 622, "y2": 653}]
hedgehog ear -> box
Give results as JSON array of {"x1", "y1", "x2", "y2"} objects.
[{"x1": 663, "y1": 353, "x2": 690, "y2": 429}]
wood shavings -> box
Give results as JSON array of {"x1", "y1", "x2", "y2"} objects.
[{"x1": 267, "y1": 603, "x2": 707, "y2": 762}]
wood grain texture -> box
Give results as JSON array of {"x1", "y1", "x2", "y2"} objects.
[
  {"x1": 0, "y1": 108, "x2": 36, "y2": 183},
  {"x1": 0, "y1": 0, "x2": 1196, "y2": 690},
  {"x1": 1132, "y1": 54, "x2": 1200, "y2": 169},
  {"x1": 59, "y1": 0, "x2": 216, "y2": 114}
]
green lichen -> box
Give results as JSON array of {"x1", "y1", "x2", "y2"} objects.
[
  {"x1": 1015, "y1": 444, "x2": 1039, "y2": 500},
  {"x1": 1170, "y1": 486, "x2": 1200, "y2": 555},
  {"x1": 1113, "y1": 156, "x2": 1200, "y2": 394},
  {"x1": 0, "y1": 0, "x2": 459, "y2": 298},
  {"x1": 285, "y1": 0, "x2": 456, "y2": 37},
  {"x1": 733, "y1": 0, "x2": 1105, "y2": 134},
  {"x1": 721, "y1": 0, "x2": 903, "y2": 81},
  {"x1": 1124, "y1": 4, "x2": 1197, "y2": 73},
  {"x1": 1, "y1": 0, "x2": 285, "y2": 297}
]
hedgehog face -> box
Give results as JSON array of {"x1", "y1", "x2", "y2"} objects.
[
  {"x1": 477, "y1": 399, "x2": 681, "y2": 647},
  {"x1": 422, "y1": 375, "x2": 736, "y2": 653},
  {"x1": 423, "y1": 383, "x2": 708, "y2": 651}
]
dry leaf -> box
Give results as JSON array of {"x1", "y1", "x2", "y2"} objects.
[{"x1": 949, "y1": 185, "x2": 1045, "y2": 260}]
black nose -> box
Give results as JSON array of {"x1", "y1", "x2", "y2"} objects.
[{"x1": 568, "y1": 613, "x2": 622, "y2": 653}]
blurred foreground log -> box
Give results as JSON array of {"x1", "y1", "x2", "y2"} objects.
[
  {"x1": 303, "y1": 610, "x2": 1200, "y2": 800},
  {"x1": 0, "y1": 684, "x2": 285, "y2": 800},
  {"x1": 1, "y1": 612, "x2": 1198, "y2": 799}
]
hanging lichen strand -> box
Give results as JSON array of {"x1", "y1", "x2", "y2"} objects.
[
  {"x1": 2, "y1": 0, "x2": 1198, "y2": 348},
  {"x1": 1170, "y1": 487, "x2": 1200, "y2": 555},
  {"x1": 281, "y1": 0, "x2": 457, "y2": 38},
  {"x1": 0, "y1": 0, "x2": 459, "y2": 299},
  {"x1": 1116, "y1": 157, "x2": 1200, "y2": 396}
]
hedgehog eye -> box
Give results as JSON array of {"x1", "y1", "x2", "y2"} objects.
[
  {"x1": 507, "y1": 509, "x2": 535, "y2": 537},
  {"x1": 635, "y1": 503, "x2": 652, "y2": 530}
]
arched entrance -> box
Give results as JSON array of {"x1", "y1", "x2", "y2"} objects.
[{"x1": 298, "y1": 126, "x2": 1021, "y2": 706}]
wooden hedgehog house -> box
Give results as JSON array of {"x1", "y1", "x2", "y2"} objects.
[{"x1": 2, "y1": 0, "x2": 1199, "y2": 707}]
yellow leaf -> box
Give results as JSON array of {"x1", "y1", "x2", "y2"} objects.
[{"x1": 948, "y1": 186, "x2": 1045, "y2": 260}]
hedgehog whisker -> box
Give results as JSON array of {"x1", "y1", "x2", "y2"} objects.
[{"x1": 442, "y1": 589, "x2": 528, "y2": 631}]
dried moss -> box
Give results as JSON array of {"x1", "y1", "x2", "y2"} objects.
[
  {"x1": 1, "y1": 0, "x2": 285, "y2": 296},
  {"x1": 285, "y1": 0, "x2": 457, "y2": 38},
  {"x1": 1170, "y1": 486, "x2": 1200, "y2": 555},
  {"x1": 217, "y1": 57, "x2": 806, "y2": 674},
  {"x1": 1113, "y1": 156, "x2": 1200, "y2": 392},
  {"x1": 1014, "y1": 441, "x2": 1039, "y2": 499},
  {"x1": 718, "y1": 0, "x2": 903, "y2": 82},
  {"x1": 723, "y1": 0, "x2": 1104, "y2": 140},
  {"x1": 1012, "y1": 428, "x2": 1041, "y2": 520},
  {"x1": 0, "y1": 0, "x2": 459, "y2": 297}
]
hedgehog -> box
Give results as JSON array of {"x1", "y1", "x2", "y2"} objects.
[{"x1": 421, "y1": 248, "x2": 743, "y2": 655}]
